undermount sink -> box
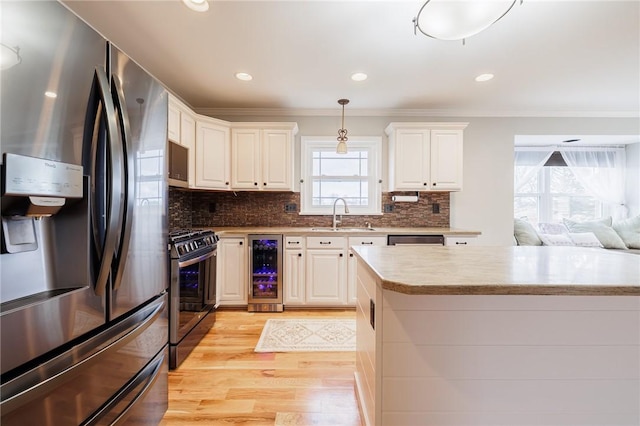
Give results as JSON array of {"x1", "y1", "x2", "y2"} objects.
[{"x1": 311, "y1": 227, "x2": 376, "y2": 232}]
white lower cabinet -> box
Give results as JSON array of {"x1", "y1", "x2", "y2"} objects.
[
  {"x1": 217, "y1": 237, "x2": 247, "y2": 306},
  {"x1": 283, "y1": 236, "x2": 305, "y2": 306},
  {"x1": 347, "y1": 236, "x2": 388, "y2": 306},
  {"x1": 304, "y1": 236, "x2": 347, "y2": 306}
]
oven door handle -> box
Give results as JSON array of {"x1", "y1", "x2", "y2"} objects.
[{"x1": 177, "y1": 249, "x2": 217, "y2": 269}]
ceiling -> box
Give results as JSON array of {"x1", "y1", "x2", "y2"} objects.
[{"x1": 62, "y1": 0, "x2": 640, "y2": 117}]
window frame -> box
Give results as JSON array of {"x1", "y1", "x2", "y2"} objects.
[{"x1": 300, "y1": 136, "x2": 382, "y2": 215}]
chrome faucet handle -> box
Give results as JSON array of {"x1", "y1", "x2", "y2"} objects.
[{"x1": 365, "y1": 221, "x2": 372, "y2": 229}]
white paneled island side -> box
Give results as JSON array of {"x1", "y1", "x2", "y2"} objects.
[{"x1": 352, "y1": 245, "x2": 640, "y2": 426}]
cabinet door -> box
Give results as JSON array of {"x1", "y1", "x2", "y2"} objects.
[
  {"x1": 180, "y1": 112, "x2": 196, "y2": 187},
  {"x1": 346, "y1": 236, "x2": 387, "y2": 306},
  {"x1": 217, "y1": 237, "x2": 247, "y2": 305},
  {"x1": 195, "y1": 120, "x2": 230, "y2": 189},
  {"x1": 284, "y1": 249, "x2": 305, "y2": 306},
  {"x1": 261, "y1": 129, "x2": 292, "y2": 190},
  {"x1": 167, "y1": 102, "x2": 180, "y2": 142},
  {"x1": 430, "y1": 129, "x2": 463, "y2": 191},
  {"x1": 391, "y1": 129, "x2": 430, "y2": 190},
  {"x1": 305, "y1": 249, "x2": 346, "y2": 305},
  {"x1": 231, "y1": 129, "x2": 261, "y2": 189}
]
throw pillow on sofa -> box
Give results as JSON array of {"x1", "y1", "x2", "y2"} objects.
[
  {"x1": 567, "y1": 232, "x2": 603, "y2": 248},
  {"x1": 612, "y1": 214, "x2": 640, "y2": 249},
  {"x1": 538, "y1": 222, "x2": 569, "y2": 235},
  {"x1": 514, "y1": 218, "x2": 542, "y2": 246},
  {"x1": 538, "y1": 233, "x2": 574, "y2": 246},
  {"x1": 562, "y1": 217, "x2": 627, "y2": 250}
]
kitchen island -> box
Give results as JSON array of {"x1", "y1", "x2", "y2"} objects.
[{"x1": 352, "y1": 246, "x2": 640, "y2": 426}]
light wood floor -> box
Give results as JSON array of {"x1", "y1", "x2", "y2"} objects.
[{"x1": 160, "y1": 309, "x2": 362, "y2": 426}]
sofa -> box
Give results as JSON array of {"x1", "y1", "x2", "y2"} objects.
[{"x1": 514, "y1": 215, "x2": 640, "y2": 255}]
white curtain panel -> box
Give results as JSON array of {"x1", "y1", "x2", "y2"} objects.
[
  {"x1": 514, "y1": 148, "x2": 554, "y2": 192},
  {"x1": 560, "y1": 148, "x2": 627, "y2": 220}
]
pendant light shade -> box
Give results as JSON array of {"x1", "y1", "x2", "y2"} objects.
[
  {"x1": 413, "y1": 0, "x2": 518, "y2": 42},
  {"x1": 336, "y1": 98, "x2": 349, "y2": 154}
]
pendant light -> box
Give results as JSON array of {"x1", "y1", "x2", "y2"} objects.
[{"x1": 336, "y1": 99, "x2": 349, "y2": 154}]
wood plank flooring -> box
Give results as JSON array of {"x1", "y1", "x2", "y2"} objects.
[{"x1": 161, "y1": 309, "x2": 362, "y2": 426}]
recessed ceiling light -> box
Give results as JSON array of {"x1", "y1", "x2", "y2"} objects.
[
  {"x1": 182, "y1": 0, "x2": 209, "y2": 12},
  {"x1": 475, "y1": 73, "x2": 494, "y2": 82},
  {"x1": 44, "y1": 91, "x2": 57, "y2": 98},
  {"x1": 235, "y1": 72, "x2": 253, "y2": 81},
  {"x1": 351, "y1": 72, "x2": 368, "y2": 82}
]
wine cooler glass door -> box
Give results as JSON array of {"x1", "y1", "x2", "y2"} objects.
[{"x1": 248, "y1": 235, "x2": 283, "y2": 311}]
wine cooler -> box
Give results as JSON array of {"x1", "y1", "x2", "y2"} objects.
[{"x1": 248, "y1": 234, "x2": 284, "y2": 312}]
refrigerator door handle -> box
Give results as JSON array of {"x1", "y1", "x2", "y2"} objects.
[
  {"x1": 110, "y1": 75, "x2": 135, "y2": 292},
  {"x1": 0, "y1": 296, "x2": 165, "y2": 416},
  {"x1": 84, "y1": 67, "x2": 125, "y2": 296},
  {"x1": 81, "y1": 349, "x2": 165, "y2": 426}
]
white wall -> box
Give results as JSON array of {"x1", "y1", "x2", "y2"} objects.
[
  {"x1": 212, "y1": 113, "x2": 640, "y2": 245},
  {"x1": 625, "y1": 142, "x2": 640, "y2": 217}
]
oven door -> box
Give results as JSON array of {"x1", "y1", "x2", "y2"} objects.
[{"x1": 169, "y1": 249, "x2": 216, "y2": 345}]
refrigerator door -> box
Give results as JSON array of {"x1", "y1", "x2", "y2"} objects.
[
  {"x1": 0, "y1": 294, "x2": 168, "y2": 425},
  {"x1": 0, "y1": 0, "x2": 107, "y2": 374},
  {"x1": 108, "y1": 46, "x2": 168, "y2": 321}
]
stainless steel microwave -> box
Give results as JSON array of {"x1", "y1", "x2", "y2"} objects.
[{"x1": 168, "y1": 141, "x2": 188, "y2": 188}]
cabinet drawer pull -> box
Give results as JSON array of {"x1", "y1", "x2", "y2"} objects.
[
  {"x1": 361, "y1": 242, "x2": 374, "y2": 245},
  {"x1": 456, "y1": 241, "x2": 468, "y2": 245},
  {"x1": 319, "y1": 241, "x2": 332, "y2": 245},
  {"x1": 287, "y1": 241, "x2": 300, "y2": 245}
]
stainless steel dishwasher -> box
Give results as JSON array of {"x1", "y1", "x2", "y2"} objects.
[{"x1": 387, "y1": 235, "x2": 445, "y2": 246}]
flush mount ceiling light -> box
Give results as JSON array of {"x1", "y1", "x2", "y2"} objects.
[
  {"x1": 1, "y1": 43, "x2": 22, "y2": 70},
  {"x1": 351, "y1": 72, "x2": 368, "y2": 82},
  {"x1": 336, "y1": 99, "x2": 350, "y2": 154},
  {"x1": 235, "y1": 72, "x2": 253, "y2": 81},
  {"x1": 44, "y1": 91, "x2": 57, "y2": 98},
  {"x1": 475, "y1": 73, "x2": 494, "y2": 82},
  {"x1": 182, "y1": 0, "x2": 209, "y2": 12},
  {"x1": 413, "y1": 0, "x2": 520, "y2": 44}
]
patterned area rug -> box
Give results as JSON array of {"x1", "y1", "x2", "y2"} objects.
[{"x1": 255, "y1": 318, "x2": 356, "y2": 352}]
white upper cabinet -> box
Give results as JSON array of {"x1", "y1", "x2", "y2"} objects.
[
  {"x1": 195, "y1": 117, "x2": 230, "y2": 190},
  {"x1": 168, "y1": 95, "x2": 196, "y2": 187},
  {"x1": 386, "y1": 122, "x2": 467, "y2": 192},
  {"x1": 230, "y1": 123, "x2": 298, "y2": 191}
]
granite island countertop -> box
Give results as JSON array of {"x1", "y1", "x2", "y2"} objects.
[{"x1": 352, "y1": 245, "x2": 640, "y2": 296}]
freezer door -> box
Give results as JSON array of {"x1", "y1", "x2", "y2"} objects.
[
  {"x1": 108, "y1": 46, "x2": 169, "y2": 321},
  {"x1": 0, "y1": 294, "x2": 168, "y2": 425}
]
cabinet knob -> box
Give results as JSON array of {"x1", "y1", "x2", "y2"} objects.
[
  {"x1": 239, "y1": 241, "x2": 243, "y2": 245},
  {"x1": 423, "y1": 182, "x2": 427, "y2": 186},
  {"x1": 298, "y1": 253, "x2": 302, "y2": 257},
  {"x1": 339, "y1": 253, "x2": 343, "y2": 257},
  {"x1": 225, "y1": 181, "x2": 229, "y2": 185},
  {"x1": 263, "y1": 182, "x2": 267, "y2": 186},
  {"x1": 433, "y1": 182, "x2": 437, "y2": 186},
  {"x1": 254, "y1": 182, "x2": 258, "y2": 186},
  {"x1": 349, "y1": 253, "x2": 354, "y2": 257}
]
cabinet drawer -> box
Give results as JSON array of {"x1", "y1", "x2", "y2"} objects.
[
  {"x1": 284, "y1": 236, "x2": 305, "y2": 249},
  {"x1": 348, "y1": 236, "x2": 387, "y2": 247},
  {"x1": 306, "y1": 236, "x2": 347, "y2": 249},
  {"x1": 445, "y1": 236, "x2": 477, "y2": 246}
]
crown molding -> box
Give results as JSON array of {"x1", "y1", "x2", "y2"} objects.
[{"x1": 194, "y1": 107, "x2": 640, "y2": 119}]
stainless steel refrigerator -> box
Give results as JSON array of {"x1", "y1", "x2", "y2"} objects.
[{"x1": 0, "y1": 1, "x2": 169, "y2": 424}]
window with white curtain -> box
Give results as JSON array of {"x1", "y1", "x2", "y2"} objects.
[
  {"x1": 514, "y1": 146, "x2": 626, "y2": 224},
  {"x1": 300, "y1": 136, "x2": 381, "y2": 215}
]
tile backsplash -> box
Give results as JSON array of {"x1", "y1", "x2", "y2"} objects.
[{"x1": 169, "y1": 188, "x2": 450, "y2": 230}]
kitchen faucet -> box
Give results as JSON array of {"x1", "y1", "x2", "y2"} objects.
[{"x1": 332, "y1": 198, "x2": 350, "y2": 230}]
